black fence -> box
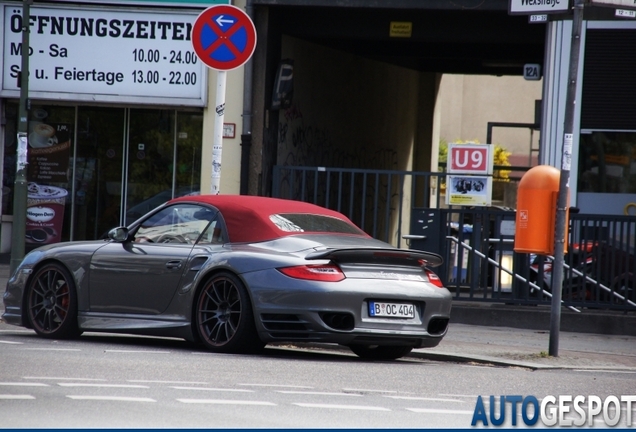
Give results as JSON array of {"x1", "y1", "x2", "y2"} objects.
[
  {"x1": 272, "y1": 165, "x2": 636, "y2": 312},
  {"x1": 272, "y1": 165, "x2": 445, "y2": 247},
  {"x1": 439, "y1": 209, "x2": 636, "y2": 312}
]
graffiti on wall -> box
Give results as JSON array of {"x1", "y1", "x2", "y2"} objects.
[{"x1": 278, "y1": 103, "x2": 397, "y2": 170}]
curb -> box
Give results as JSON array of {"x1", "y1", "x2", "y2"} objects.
[
  {"x1": 450, "y1": 302, "x2": 636, "y2": 337},
  {"x1": 408, "y1": 350, "x2": 636, "y2": 371},
  {"x1": 276, "y1": 342, "x2": 636, "y2": 371}
]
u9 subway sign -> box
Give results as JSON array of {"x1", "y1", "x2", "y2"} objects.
[{"x1": 447, "y1": 143, "x2": 493, "y2": 175}]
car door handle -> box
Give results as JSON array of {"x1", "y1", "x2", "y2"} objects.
[{"x1": 165, "y1": 260, "x2": 183, "y2": 270}]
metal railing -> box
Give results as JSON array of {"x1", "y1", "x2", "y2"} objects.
[
  {"x1": 272, "y1": 166, "x2": 445, "y2": 247},
  {"x1": 272, "y1": 165, "x2": 636, "y2": 312},
  {"x1": 442, "y1": 212, "x2": 636, "y2": 311}
]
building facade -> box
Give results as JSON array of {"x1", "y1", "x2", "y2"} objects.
[
  {"x1": 1, "y1": 0, "x2": 634, "y2": 255},
  {"x1": 0, "y1": 0, "x2": 247, "y2": 252}
]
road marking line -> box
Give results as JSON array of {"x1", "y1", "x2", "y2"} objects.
[
  {"x1": 439, "y1": 393, "x2": 480, "y2": 398},
  {"x1": 0, "y1": 394, "x2": 36, "y2": 399},
  {"x1": 58, "y1": 383, "x2": 149, "y2": 388},
  {"x1": 342, "y1": 388, "x2": 398, "y2": 394},
  {"x1": 0, "y1": 340, "x2": 23, "y2": 344},
  {"x1": 574, "y1": 370, "x2": 636, "y2": 374},
  {"x1": 22, "y1": 348, "x2": 82, "y2": 351},
  {"x1": 0, "y1": 382, "x2": 49, "y2": 387},
  {"x1": 278, "y1": 391, "x2": 362, "y2": 397},
  {"x1": 293, "y1": 403, "x2": 390, "y2": 411},
  {"x1": 171, "y1": 387, "x2": 254, "y2": 392},
  {"x1": 406, "y1": 408, "x2": 474, "y2": 414},
  {"x1": 67, "y1": 395, "x2": 156, "y2": 402},
  {"x1": 238, "y1": 383, "x2": 313, "y2": 389},
  {"x1": 385, "y1": 396, "x2": 466, "y2": 403},
  {"x1": 24, "y1": 377, "x2": 107, "y2": 381},
  {"x1": 104, "y1": 350, "x2": 170, "y2": 354},
  {"x1": 129, "y1": 380, "x2": 207, "y2": 385},
  {"x1": 177, "y1": 399, "x2": 276, "y2": 406}
]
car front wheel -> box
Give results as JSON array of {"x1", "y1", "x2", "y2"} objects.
[
  {"x1": 349, "y1": 345, "x2": 413, "y2": 360},
  {"x1": 195, "y1": 272, "x2": 264, "y2": 354},
  {"x1": 27, "y1": 263, "x2": 80, "y2": 339}
]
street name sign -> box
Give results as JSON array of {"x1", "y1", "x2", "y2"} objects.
[{"x1": 509, "y1": 0, "x2": 570, "y2": 14}]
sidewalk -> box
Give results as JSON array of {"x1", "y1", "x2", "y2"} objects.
[
  {"x1": 2, "y1": 261, "x2": 635, "y2": 370},
  {"x1": 412, "y1": 323, "x2": 636, "y2": 370}
]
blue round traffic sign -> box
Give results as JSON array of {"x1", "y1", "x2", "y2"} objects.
[{"x1": 191, "y1": 5, "x2": 257, "y2": 71}]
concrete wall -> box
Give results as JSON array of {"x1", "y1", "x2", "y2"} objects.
[
  {"x1": 277, "y1": 36, "x2": 420, "y2": 172},
  {"x1": 275, "y1": 36, "x2": 445, "y2": 244}
]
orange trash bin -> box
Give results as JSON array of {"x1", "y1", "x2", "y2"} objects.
[{"x1": 514, "y1": 165, "x2": 568, "y2": 256}]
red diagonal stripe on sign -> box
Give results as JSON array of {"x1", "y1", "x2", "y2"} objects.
[{"x1": 202, "y1": 16, "x2": 244, "y2": 59}]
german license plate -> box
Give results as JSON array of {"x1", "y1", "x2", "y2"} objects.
[{"x1": 368, "y1": 301, "x2": 414, "y2": 318}]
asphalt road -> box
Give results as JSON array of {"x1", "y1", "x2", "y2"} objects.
[{"x1": 1, "y1": 323, "x2": 634, "y2": 428}]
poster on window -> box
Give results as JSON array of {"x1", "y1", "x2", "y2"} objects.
[
  {"x1": 445, "y1": 175, "x2": 492, "y2": 207},
  {"x1": 25, "y1": 121, "x2": 71, "y2": 245},
  {"x1": 27, "y1": 122, "x2": 72, "y2": 183}
]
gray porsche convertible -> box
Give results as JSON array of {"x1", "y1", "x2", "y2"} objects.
[{"x1": 2, "y1": 195, "x2": 451, "y2": 360}]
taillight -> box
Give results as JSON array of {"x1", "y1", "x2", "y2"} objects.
[
  {"x1": 278, "y1": 264, "x2": 345, "y2": 282},
  {"x1": 425, "y1": 269, "x2": 445, "y2": 288}
]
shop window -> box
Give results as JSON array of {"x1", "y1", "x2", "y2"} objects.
[
  {"x1": 2, "y1": 101, "x2": 203, "y2": 244},
  {"x1": 578, "y1": 131, "x2": 636, "y2": 194}
]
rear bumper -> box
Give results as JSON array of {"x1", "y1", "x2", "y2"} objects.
[{"x1": 242, "y1": 270, "x2": 452, "y2": 347}]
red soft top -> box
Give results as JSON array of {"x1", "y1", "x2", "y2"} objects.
[{"x1": 169, "y1": 194, "x2": 369, "y2": 243}]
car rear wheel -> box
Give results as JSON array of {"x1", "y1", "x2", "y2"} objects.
[
  {"x1": 195, "y1": 272, "x2": 265, "y2": 354},
  {"x1": 27, "y1": 263, "x2": 80, "y2": 339},
  {"x1": 349, "y1": 345, "x2": 413, "y2": 360}
]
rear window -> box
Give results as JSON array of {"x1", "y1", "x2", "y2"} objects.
[{"x1": 269, "y1": 213, "x2": 364, "y2": 235}]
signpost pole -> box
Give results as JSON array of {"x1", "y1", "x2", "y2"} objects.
[
  {"x1": 191, "y1": 4, "x2": 256, "y2": 195},
  {"x1": 10, "y1": 0, "x2": 32, "y2": 274},
  {"x1": 211, "y1": 70, "x2": 226, "y2": 194},
  {"x1": 549, "y1": 0, "x2": 585, "y2": 357}
]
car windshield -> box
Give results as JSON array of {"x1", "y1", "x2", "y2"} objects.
[{"x1": 269, "y1": 213, "x2": 364, "y2": 235}]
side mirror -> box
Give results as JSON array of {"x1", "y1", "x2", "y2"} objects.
[{"x1": 108, "y1": 227, "x2": 130, "y2": 243}]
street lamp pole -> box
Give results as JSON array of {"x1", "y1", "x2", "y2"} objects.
[
  {"x1": 10, "y1": 0, "x2": 32, "y2": 273},
  {"x1": 549, "y1": 0, "x2": 585, "y2": 357}
]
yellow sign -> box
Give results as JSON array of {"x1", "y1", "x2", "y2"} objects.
[{"x1": 390, "y1": 22, "x2": 412, "y2": 38}]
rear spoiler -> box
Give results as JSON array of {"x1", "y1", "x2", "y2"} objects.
[{"x1": 305, "y1": 248, "x2": 443, "y2": 268}]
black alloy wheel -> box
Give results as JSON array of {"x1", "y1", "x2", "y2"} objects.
[
  {"x1": 349, "y1": 345, "x2": 413, "y2": 360},
  {"x1": 195, "y1": 272, "x2": 264, "y2": 353},
  {"x1": 27, "y1": 263, "x2": 80, "y2": 338}
]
